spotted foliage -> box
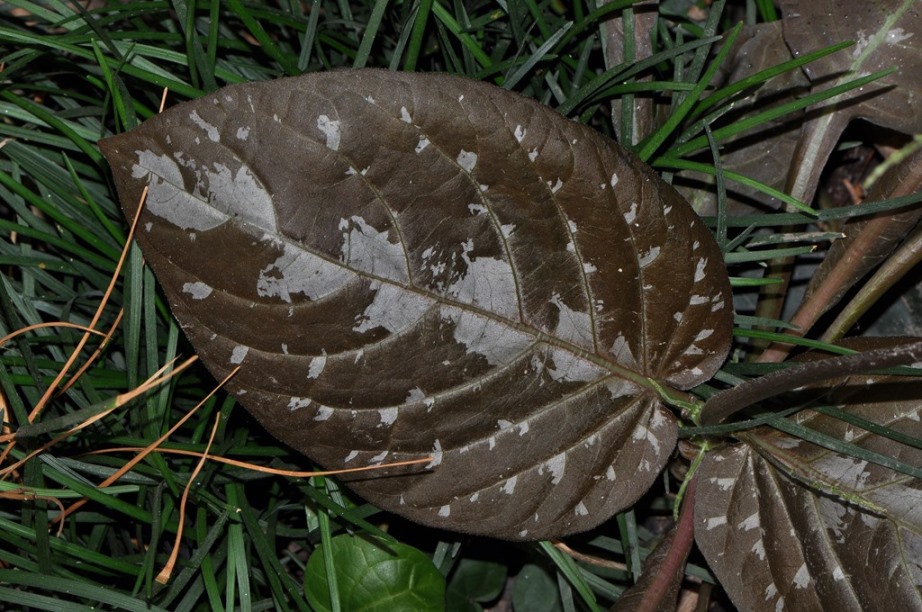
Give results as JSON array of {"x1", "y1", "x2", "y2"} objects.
[
  {"x1": 696, "y1": 372, "x2": 922, "y2": 610},
  {"x1": 100, "y1": 69, "x2": 732, "y2": 539}
]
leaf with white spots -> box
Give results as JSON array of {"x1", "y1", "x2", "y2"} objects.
[
  {"x1": 99, "y1": 69, "x2": 732, "y2": 540},
  {"x1": 696, "y1": 371, "x2": 922, "y2": 611}
]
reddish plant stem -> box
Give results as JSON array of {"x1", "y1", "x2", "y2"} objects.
[
  {"x1": 758, "y1": 145, "x2": 922, "y2": 363},
  {"x1": 701, "y1": 339, "x2": 922, "y2": 425},
  {"x1": 635, "y1": 475, "x2": 699, "y2": 612}
]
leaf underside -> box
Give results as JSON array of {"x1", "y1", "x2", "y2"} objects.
[
  {"x1": 100, "y1": 69, "x2": 731, "y2": 539},
  {"x1": 696, "y1": 374, "x2": 922, "y2": 610},
  {"x1": 781, "y1": 0, "x2": 922, "y2": 135}
]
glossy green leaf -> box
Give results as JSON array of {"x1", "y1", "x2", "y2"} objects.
[
  {"x1": 512, "y1": 564, "x2": 562, "y2": 612},
  {"x1": 445, "y1": 558, "x2": 506, "y2": 611},
  {"x1": 305, "y1": 534, "x2": 446, "y2": 612}
]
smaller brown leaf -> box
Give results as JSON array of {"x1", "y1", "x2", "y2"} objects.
[
  {"x1": 696, "y1": 355, "x2": 922, "y2": 611},
  {"x1": 782, "y1": 0, "x2": 922, "y2": 137},
  {"x1": 780, "y1": 0, "x2": 922, "y2": 203}
]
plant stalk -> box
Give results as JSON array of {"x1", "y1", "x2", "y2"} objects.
[{"x1": 700, "y1": 339, "x2": 922, "y2": 425}]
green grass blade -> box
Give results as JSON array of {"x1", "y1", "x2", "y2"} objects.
[
  {"x1": 538, "y1": 540, "x2": 600, "y2": 612},
  {"x1": 636, "y1": 22, "x2": 742, "y2": 162},
  {"x1": 502, "y1": 21, "x2": 571, "y2": 90},
  {"x1": 0, "y1": 569, "x2": 170, "y2": 611},
  {"x1": 223, "y1": 0, "x2": 299, "y2": 76},
  {"x1": 700, "y1": 189, "x2": 922, "y2": 228},
  {"x1": 690, "y1": 40, "x2": 853, "y2": 121},
  {"x1": 196, "y1": 507, "x2": 229, "y2": 611},
  {"x1": 558, "y1": 36, "x2": 720, "y2": 116},
  {"x1": 0, "y1": 91, "x2": 102, "y2": 165},
  {"x1": 317, "y1": 478, "x2": 342, "y2": 612},
  {"x1": 226, "y1": 485, "x2": 253, "y2": 611},
  {"x1": 0, "y1": 585, "x2": 95, "y2": 612},
  {"x1": 655, "y1": 157, "x2": 816, "y2": 215},
  {"x1": 403, "y1": 0, "x2": 433, "y2": 71},
  {"x1": 669, "y1": 69, "x2": 896, "y2": 159},
  {"x1": 766, "y1": 418, "x2": 922, "y2": 480},
  {"x1": 353, "y1": 0, "x2": 390, "y2": 68},
  {"x1": 724, "y1": 246, "x2": 815, "y2": 264},
  {"x1": 237, "y1": 491, "x2": 305, "y2": 611},
  {"x1": 432, "y1": 1, "x2": 493, "y2": 70},
  {"x1": 0, "y1": 515, "x2": 140, "y2": 576}
]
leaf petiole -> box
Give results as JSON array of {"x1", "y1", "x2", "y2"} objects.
[
  {"x1": 647, "y1": 379, "x2": 703, "y2": 420},
  {"x1": 673, "y1": 440, "x2": 708, "y2": 521}
]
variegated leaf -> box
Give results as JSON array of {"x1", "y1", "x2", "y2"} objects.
[{"x1": 100, "y1": 69, "x2": 732, "y2": 539}]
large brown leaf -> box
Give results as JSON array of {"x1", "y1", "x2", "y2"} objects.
[
  {"x1": 100, "y1": 69, "x2": 731, "y2": 539},
  {"x1": 696, "y1": 372, "x2": 922, "y2": 610}
]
